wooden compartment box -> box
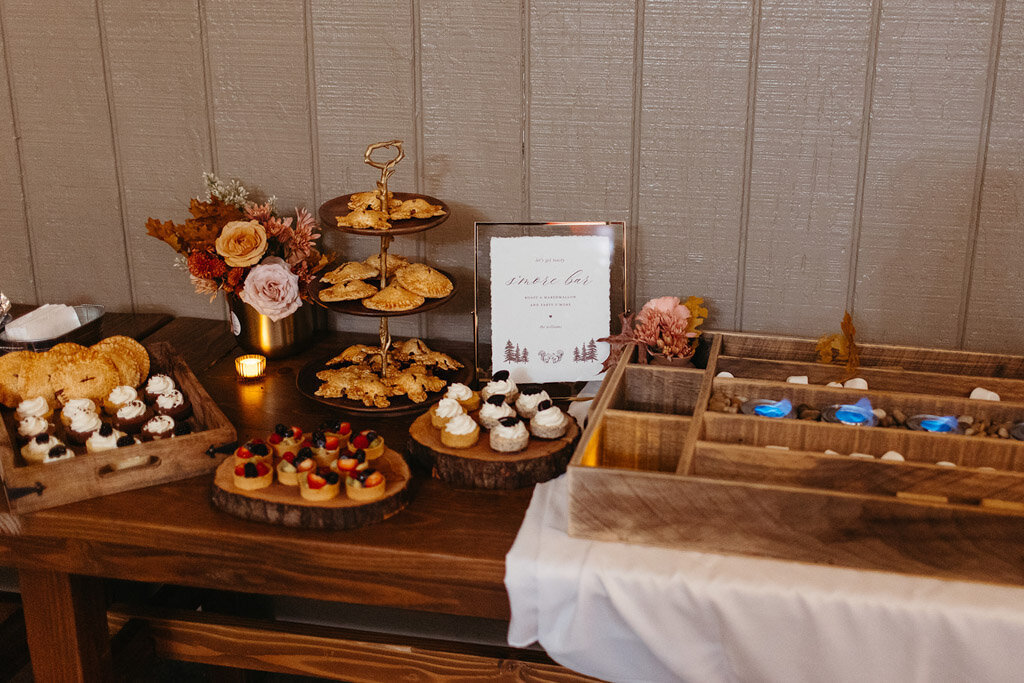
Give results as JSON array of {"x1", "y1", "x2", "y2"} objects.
[
  {"x1": 568, "y1": 334, "x2": 1024, "y2": 587},
  {"x1": 0, "y1": 342, "x2": 236, "y2": 515}
]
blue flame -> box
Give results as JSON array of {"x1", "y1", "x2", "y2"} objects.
[
  {"x1": 920, "y1": 415, "x2": 958, "y2": 433},
  {"x1": 834, "y1": 397, "x2": 874, "y2": 425},
  {"x1": 753, "y1": 399, "x2": 792, "y2": 418}
]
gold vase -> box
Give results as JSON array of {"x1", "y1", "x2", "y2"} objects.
[{"x1": 227, "y1": 295, "x2": 317, "y2": 359}]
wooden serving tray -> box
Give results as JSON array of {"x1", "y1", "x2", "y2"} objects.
[
  {"x1": 0, "y1": 342, "x2": 236, "y2": 515},
  {"x1": 210, "y1": 448, "x2": 411, "y2": 529},
  {"x1": 569, "y1": 334, "x2": 1024, "y2": 587},
  {"x1": 407, "y1": 412, "x2": 579, "y2": 489}
]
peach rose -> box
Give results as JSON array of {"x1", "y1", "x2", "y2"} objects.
[{"x1": 215, "y1": 220, "x2": 268, "y2": 267}]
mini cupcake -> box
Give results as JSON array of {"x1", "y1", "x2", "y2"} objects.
[
  {"x1": 489, "y1": 416, "x2": 530, "y2": 453},
  {"x1": 103, "y1": 385, "x2": 138, "y2": 416},
  {"x1": 444, "y1": 383, "x2": 481, "y2": 412},
  {"x1": 67, "y1": 409, "x2": 105, "y2": 445},
  {"x1": 141, "y1": 414, "x2": 175, "y2": 441},
  {"x1": 268, "y1": 424, "x2": 304, "y2": 461},
  {"x1": 300, "y1": 470, "x2": 341, "y2": 501},
  {"x1": 143, "y1": 374, "x2": 176, "y2": 403},
  {"x1": 334, "y1": 449, "x2": 368, "y2": 479},
  {"x1": 153, "y1": 389, "x2": 192, "y2": 421},
  {"x1": 349, "y1": 430, "x2": 384, "y2": 460},
  {"x1": 234, "y1": 460, "x2": 273, "y2": 491},
  {"x1": 530, "y1": 400, "x2": 569, "y2": 439},
  {"x1": 116, "y1": 434, "x2": 141, "y2": 449},
  {"x1": 309, "y1": 430, "x2": 341, "y2": 468},
  {"x1": 41, "y1": 443, "x2": 74, "y2": 464},
  {"x1": 60, "y1": 399, "x2": 99, "y2": 428},
  {"x1": 431, "y1": 397, "x2": 465, "y2": 429},
  {"x1": 345, "y1": 467, "x2": 386, "y2": 502},
  {"x1": 480, "y1": 370, "x2": 519, "y2": 404},
  {"x1": 21, "y1": 434, "x2": 66, "y2": 465},
  {"x1": 86, "y1": 423, "x2": 126, "y2": 453},
  {"x1": 234, "y1": 439, "x2": 273, "y2": 467},
  {"x1": 515, "y1": 386, "x2": 551, "y2": 419},
  {"x1": 277, "y1": 447, "x2": 316, "y2": 486},
  {"x1": 441, "y1": 414, "x2": 480, "y2": 449},
  {"x1": 478, "y1": 395, "x2": 516, "y2": 430},
  {"x1": 318, "y1": 418, "x2": 351, "y2": 450},
  {"x1": 16, "y1": 396, "x2": 53, "y2": 422},
  {"x1": 113, "y1": 399, "x2": 151, "y2": 434},
  {"x1": 17, "y1": 415, "x2": 54, "y2": 443}
]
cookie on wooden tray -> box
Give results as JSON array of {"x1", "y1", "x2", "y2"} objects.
[
  {"x1": 320, "y1": 260, "x2": 379, "y2": 285},
  {"x1": 394, "y1": 263, "x2": 453, "y2": 299},
  {"x1": 336, "y1": 208, "x2": 391, "y2": 231},
  {"x1": 319, "y1": 280, "x2": 379, "y2": 302},
  {"x1": 389, "y1": 198, "x2": 446, "y2": 220},
  {"x1": 95, "y1": 335, "x2": 150, "y2": 381},
  {"x1": 361, "y1": 283, "x2": 425, "y2": 312},
  {"x1": 51, "y1": 352, "x2": 120, "y2": 405}
]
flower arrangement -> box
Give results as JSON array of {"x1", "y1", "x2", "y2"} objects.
[
  {"x1": 599, "y1": 296, "x2": 708, "y2": 371},
  {"x1": 146, "y1": 174, "x2": 330, "y2": 321}
]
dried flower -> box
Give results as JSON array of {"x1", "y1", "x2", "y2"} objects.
[
  {"x1": 287, "y1": 207, "x2": 320, "y2": 264},
  {"x1": 215, "y1": 220, "x2": 268, "y2": 267},
  {"x1": 239, "y1": 257, "x2": 301, "y2": 321},
  {"x1": 244, "y1": 202, "x2": 276, "y2": 224},
  {"x1": 204, "y1": 172, "x2": 249, "y2": 209},
  {"x1": 599, "y1": 296, "x2": 707, "y2": 370},
  {"x1": 187, "y1": 250, "x2": 228, "y2": 280},
  {"x1": 190, "y1": 275, "x2": 220, "y2": 301}
]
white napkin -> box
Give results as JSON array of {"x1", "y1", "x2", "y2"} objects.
[{"x1": 1, "y1": 304, "x2": 81, "y2": 341}]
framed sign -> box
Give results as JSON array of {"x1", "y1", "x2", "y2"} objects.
[{"x1": 474, "y1": 222, "x2": 627, "y2": 384}]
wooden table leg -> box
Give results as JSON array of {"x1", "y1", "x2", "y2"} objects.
[{"x1": 19, "y1": 569, "x2": 112, "y2": 682}]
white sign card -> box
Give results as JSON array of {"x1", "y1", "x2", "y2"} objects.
[{"x1": 489, "y1": 235, "x2": 611, "y2": 383}]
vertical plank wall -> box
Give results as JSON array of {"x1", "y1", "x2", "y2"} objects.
[{"x1": 1, "y1": 0, "x2": 1022, "y2": 353}]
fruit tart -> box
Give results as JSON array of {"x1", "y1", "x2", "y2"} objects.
[
  {"x1": 345, "y1": 467, "x2": 386, "y2": 502},
  {"x1": 277, "y1": 446, "x2": 317, "y2": 486},
  {"x1": 299, "y1": 470, "x2": 341, "y2": 502},
  {"x1": 318, "y1": 418, "x2": 352, "y2": 450},
  {"x1": 235, "y1": 439, "x2": 274, "y2": 467},
  {"x1": 348, "y1": 430, "x2": 384, "y2": 460},
  {"x1": 309, "y1": 430, "x2": 342, "y2": 468},
  {"x1": 234, "y1": 460, "x2": 273, "y2": 491},
  {"x1": 268, "y1": 424, "x2": 303, "y2": 461},
  {"x1": 333, "y1": 449, "x2": 368, "y2": 479}
]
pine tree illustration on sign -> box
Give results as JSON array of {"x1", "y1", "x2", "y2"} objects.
[{"x1": 503, "y1": 340, "x2": 530, "y2": 363}]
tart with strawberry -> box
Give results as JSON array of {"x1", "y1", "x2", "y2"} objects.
[
  {"x1": 309, "y1": 430, "x2": 341, "y2": 468},
  {"x1": 234, "y1": 439, "x2": 273, "y2": 467},
  {"x1": 276, "y1": 446, "x2": 317, "y2": 486},
  {"x1": 333, "y1": 448, "x2": 368, "y2": 479},
  {"x1": 233, "y1": 460, "x2": 272, "y2": 491},
  {"x1": 318, "y1": 418, "x2": 352, "y2": 450},
  {"x1": 348, "y1": 430, "x2": 384, "y2": 460},
  {"x1": 299, "y1": 470, "x2": 341, "y2": 502},
  {"x1": 268, "y1": 424, "x2": 303, "y2": 461},
  {"x1": 345, "y1": 467, "x2": 386, "y2": 502}
]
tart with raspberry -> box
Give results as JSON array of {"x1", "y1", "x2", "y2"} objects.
[
  {"x1": 233, "y1": 460, "x2": 272, "y2": 491},
  {"x1": 345, "y1": 467, "x2": 386, "y2": 502},
  {"x1": 318, "y1": 418, "x2": 352, "y2": 450},
  {"x1": 348, "y1": 430, "x2": 384, "y2": 460},
  {"x1": 309, "y1": 430, "x2": 341, "y2": 468},
  {"x1": 276, "y1": 446, "x2": 316, "y2": 486},
  {"x1": 299, "y1": 470, "x2": 341, "y2": 502},
  {"x1": 234, "y1": 439, "x2": 273, "y2": 467},
  {"x1": 268, "y1": 424, "x2": 303, "y2": 461}
]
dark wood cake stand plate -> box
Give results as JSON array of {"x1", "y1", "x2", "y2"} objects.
[
  {"x1": 211, "y1": 448, "x2": 411, "y2": 529},
  {"x1": 309, "y1": 268, "x2": 457, "y2": 317},
  {"x1": 407, "y1": 412, "x2": 579, "y2": 489},
  {"x1": 319, "y1": 192, "x2": 450, "y2": 236}
]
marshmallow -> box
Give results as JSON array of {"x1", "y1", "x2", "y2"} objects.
[
  {"x1": 786, "y1": 375, "x2": 808, "y2": 384},
  {"x1": 936, "y1": 461, "x2": 957, "y2": 468},
  {"x1": 716, "y1": 371, "x2": 735, "y2": 379},
  {"x1": 969, "y1": 387, "x2": 1000, "y2": 401},
  {"x1": 843, "y1": 378, "x2": 868, "y2": 390},
  {"x1": 765, "y1": 445, "x2": 790, "y2": 450},
  {"x1": 824, "y1": 449, "x2": 842, "y2": 456},
  {"x1": 880, "y1": 451, "x2": 905, "y2": 462},
  {"x1": 849, "y1": 452, "x2": 875, "y2": 460}
]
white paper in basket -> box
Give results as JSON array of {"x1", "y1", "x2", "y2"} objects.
[
  {"x1": 1, "y1": 304, "x2": 81, "y2": 341},
  {"x1": 506, "y1": 475, "x2": 1024, "y2": 683}
]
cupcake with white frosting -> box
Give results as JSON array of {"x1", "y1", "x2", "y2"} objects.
[
  {"x1": 103, "y1": 385, "x2": 139, "y2": 416},
  {"x1": 515, "y1": 386, "x2": 551, "y2": 419},
  {"x1": 67, "y1": 409, "x2": 104, "y2": 445},
  {"x1": 489, "y1": 416, "x2": 529, "y2": 453},
  {"x1": 16, "y1": 396, "x2": 53, "y2": 422},
  {"x1": 153, "y1": 389, "x2": 191, "y2": 421},
  {"x1": 112, "y1": 399, "x2": 151, "y2": 434},
  {"x1": 441, "y1": 414, "x2": 480, "y2": 448},
  {"x1": 143, "y1": 374, "x2": 176, "y2": 403},
  {"x1": 478, "y1": 394, "x2": 516, "y2": 430},
  {"x1": 86, "y1": 423, "x2": 126, "y2": 453},
  {"x1": 480, "y1": 370, "x2": 518, "y2": 404},
  {"x1": 60, "y1": 398, "x2": 98, "y2": 427},
  {"x1": 530, "y1": 400, "x2": 569, "y2": 439},
  {"x1": 17, "y1": 415, "x2": 54, "y2": 443},
  {"x1": 21, "y1": 434, "x2": 66, "y2": 465},
  {"x1": 444, "y1": 383, "x2": 480, "y2": 412},
  {"x1": 141, "y1": 414, "x2": 175, "y2": 441},
  {"x1": 431, "y1": 397, "x2": 465, "y2": 429}
]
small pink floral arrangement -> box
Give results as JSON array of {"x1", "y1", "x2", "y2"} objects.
[
  {"x1": 146, "y1": 173, "x2": 330, "y2": 319},
  {"x1": 599, "y1": 296, "x2": 708, "y2": 371}
]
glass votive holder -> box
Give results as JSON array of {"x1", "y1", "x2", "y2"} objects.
[{"x1": 235, "y1": 354, "x2": 266, "y2": 380}]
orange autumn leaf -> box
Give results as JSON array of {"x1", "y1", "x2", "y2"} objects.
[
  {"x1": 683, "y1": 296, "x2": 708, "y2": 337},
  {"x1": 181, "y1": 197, "x2": 244, "y2": 249},
  {"x1": 816, "y1": 311, "x2": 860, "y2": 380},
  {"x1": 145, "y1": 217, "x2": 183, "y2": 253}
]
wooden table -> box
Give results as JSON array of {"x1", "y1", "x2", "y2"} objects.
[{"x1": 0, "y1": 316, "x2": 588, "y2": 681}]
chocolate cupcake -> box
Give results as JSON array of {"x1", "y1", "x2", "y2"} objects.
[
  {"x1": 113, "y1": 399, "x2": 152, "y2": 434},
  {"x1": 67, "y1": 409, "x2": 105, "y2": 445},
  {"x1": 103, "y1": 385, "x2": 139, "y2": 417},
  {"x1": 140, "y1": 414, "x2": 175, "y2": 441},
  {"x1": 143, "y1": 374, "x2": 176, "y2": 403},
  {"x1": 153, "y1": 389, "x2": 192, "y2": 420}
]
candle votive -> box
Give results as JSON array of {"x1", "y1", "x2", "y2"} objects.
[{"x1": 235, "y1": 354, "x2": 266, "y2": 380}]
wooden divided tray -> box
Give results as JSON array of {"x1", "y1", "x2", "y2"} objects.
[
  {"x1": 211, "y1": 448, "x2": 411, "y2": 529},
  {"x1": 0, "y1": 342, "x2": 236, "y2": 515},
  {"x1": 569, "y1": 334, "x2": 1024, "y2": 587}
]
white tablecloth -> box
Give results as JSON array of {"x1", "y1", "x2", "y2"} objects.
[{"x1": 505, "y1": 475, "x2": 1024, "y2": 683}]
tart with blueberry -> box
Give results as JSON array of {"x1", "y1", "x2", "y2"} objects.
[
  {"x1": 345, "y1": 467, "x2": 386, "y2": 502},
  {"x1": 348, "y1": 430, "x2": 384, "y2": 460},
  {"x1": 309, "y1": 430, "x2": 341, "y2": 468},
  {"x1": 318, "y1": 418, "x2": 352, "y2": 450},
  {"x1": 276, "y1": 446, "x2": 316, "y2": 486},
  {"x1": 299, "y1": 470, "x2": 341, "y2": 502},
  {"x1": 233, "y1": 460, "x2": 273, "y2": 491},
  {"x1": 234, "y1": 439, "x2": 273, "y2": 467},
  {"x1": 268, "y1": 424, "x2": 304, "y2": 461},
  {"x1": 333, "y1": 448, "x2": 368, "y2": 479}
]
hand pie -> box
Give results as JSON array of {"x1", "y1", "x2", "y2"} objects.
[
  {"x1": 347, "y1": 190, "x2": 401, "y2": 212},
  {"x1": 325, "y1": 344, "x2": 380, "y2": 366},
  {"x1": 362, "y1": 252, "x2": 409, "y2": 275},
  {"x1": 319, "y1": 280, "x2": 379, "y2": 302},
  {"x1": 361, "y1": 283, "x2": 425, "y2": 312},
  {"x1": 321, "y1": 260, "x2": 379, "y2": 284},
  {"x1": 336, "y1": 208, "x2": 391, "y2": 230},
  {"x1": 395, "y1": 263, "x2": 453, "y2": 298},
  {"x1": 389, "y1": 198, "x2": 446, "y2": 220}
]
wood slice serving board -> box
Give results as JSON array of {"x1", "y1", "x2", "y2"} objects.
[
  {"x1": 211, "y1": 448, "x2": 411, "y2": 530},
  {"x1": 407, "y1": 413, "x2": 579, "y2": 489}
]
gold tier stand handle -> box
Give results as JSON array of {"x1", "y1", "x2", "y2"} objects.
[{"x1": 364, "y1": 140, "x2": 405, "y2": 377}]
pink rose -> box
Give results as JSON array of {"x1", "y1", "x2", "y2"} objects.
[
  {"x1": 640, "y1": 296, "x2": 691, "y2": 325},
  {"x1": 239, "y1": 257, "x2": 301, "y2": 321}
]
